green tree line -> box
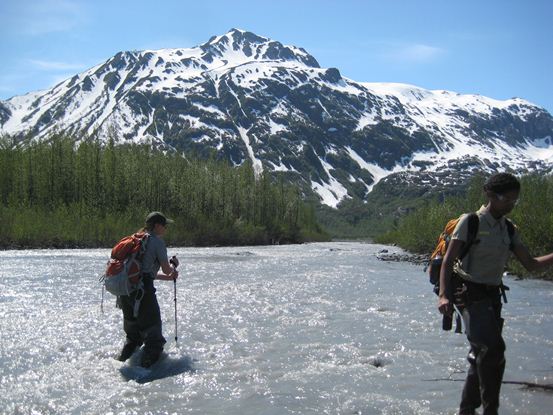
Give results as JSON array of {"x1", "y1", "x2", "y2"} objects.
[
  {"x1": 376, "y1": 174, "x2": 553, "y2": 279},
  {"x1": 0, "y1": 134, "x2": 328, "y2": 248}
]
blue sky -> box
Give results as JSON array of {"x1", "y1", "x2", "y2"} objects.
[{"x1": 1, "y1": 0, "x2": 552, "y2": 113}]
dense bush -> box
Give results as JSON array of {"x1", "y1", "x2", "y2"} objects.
[
  {"x1": 376, "y1": 174, "x2": 553, "y2": 279},
  {"x1": 0, "y1": 134, "x2": 328, "y2": 248}
]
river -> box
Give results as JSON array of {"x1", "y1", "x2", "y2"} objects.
[{"x1": 0, "y1": 242, "x2": 551, "y2": 414}]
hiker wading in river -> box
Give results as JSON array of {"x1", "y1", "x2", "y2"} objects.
[
  {"x1": 117, "y1": 212, "x2": 179, "y2": 368},
  {"x1": 438, "y1": 173, "x2": 553, "y2": 415}
]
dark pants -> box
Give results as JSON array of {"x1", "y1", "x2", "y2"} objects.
[
  {"x1": 118, "y1": 279, "x2": 166, "y2": 358},
  {"x1": 459, "y1": 288, "x2": 505, "y2": 415}
]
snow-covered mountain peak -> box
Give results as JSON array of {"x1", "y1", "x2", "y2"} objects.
[
  {"x1": 1, "y1": 30, "x2": 552, "y2": 208},
  {"x1": 201, "y1": 28, "x2": 319, "y2": 68}
]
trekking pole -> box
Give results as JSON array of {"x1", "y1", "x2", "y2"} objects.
[{"x1": 169, "y1": 256, "x2": 179, "y2": 345}]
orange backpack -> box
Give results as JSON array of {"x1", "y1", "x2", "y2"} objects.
[
  {"x1": 427, "y1": 213, "x2": 515, "y2": 288},
  {"x1": 102, "y1": 232, "x2": 150, "y2": 297},
  {"x1": 427, "y1": 213, "x2": 479, "y2": 287}
]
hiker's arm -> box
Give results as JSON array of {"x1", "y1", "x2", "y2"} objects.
[
  {"x1": 156, "y1": 261, "x2": 179, "y2": 280},
  {"x1": 438, "y1": 239, "x2": 464, "y2": 316},
  {"x1": 513, "y1": 244, "x2": 553, "y2": 271}
]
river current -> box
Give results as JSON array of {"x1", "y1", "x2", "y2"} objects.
[{"x1": 0, "y1": 242, "x2": 551, "y2": 414}]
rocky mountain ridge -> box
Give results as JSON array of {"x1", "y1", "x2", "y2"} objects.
[{"x1": 1, "y1": 28, "x2": 552, "y2": 207}]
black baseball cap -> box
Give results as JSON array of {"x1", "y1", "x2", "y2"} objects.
[{"x1": 145, "y1": 211, "x2": 174, "y2": 226}]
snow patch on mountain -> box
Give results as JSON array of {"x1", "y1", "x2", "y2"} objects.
[
  {"x1": 311, "y1": 157, "x2": 350, "y2": 208},
  {"x1": 237, "y1": 126, "x2": 263, "y2": 176},
  {"x1": 523, "y1": 136, "x2": 553, "y2": 161},
  {"x1": 346, "y1": 147, "x2": 407, "y2": 192},
  {"x1": 267, "y1": 118, "x2": 285, "y2": 134},
  {"x1": 268, "y1": 158, "x2": 296, "y2": 173}
]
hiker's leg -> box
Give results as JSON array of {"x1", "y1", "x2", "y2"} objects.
[
  {"x1": 119, "y1": 294, "x2": 142, "y2": 345},
  {"x1": 462, "y1": 300, "x2": 505, "y2": 415},
  {"x1": 116, "y1": 295, "x2": 143, "y2": 361},
  {"x1": 476, "y1": 304, "x2": 505, "y2": 415},
  {"x1": 137, "y1": 289, "x2": 166, "y2": 359},
  {"x1": 477, "y1": 344, "x2": 505, "y2": 415},
  {"x1": 460, "y1": 349, "x2": 481, "y2": 414}
]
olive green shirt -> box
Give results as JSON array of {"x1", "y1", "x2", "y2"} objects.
[{"x1": 451, "y1": 205, "x2": 522, "y2": 286}]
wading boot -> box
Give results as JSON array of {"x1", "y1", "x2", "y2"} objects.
[
  {"x1": 117, "y1": 342, "x2": 141, "y2": 362},
  {"x1": 141, "y1": 350, "x2": 161, "y2": 368}
]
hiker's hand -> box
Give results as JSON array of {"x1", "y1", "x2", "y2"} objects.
[
  {"x1": 438, "y1": 296, "x2": 452, "y2": 316},
  {"x1": 170, "y1": 269, "x2": 179, "y2": 280}
]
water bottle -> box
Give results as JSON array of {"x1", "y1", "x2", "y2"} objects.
[
  {"x1": 429, "y1": 255, "x2": 442, "y2": 285},
  {"x1": 442, "y1": 314, "x2": 453, "y2": 331}
]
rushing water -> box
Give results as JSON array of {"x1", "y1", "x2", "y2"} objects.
[{"x1": 0, "y1": 242, "x2": 552, "y2": 415}]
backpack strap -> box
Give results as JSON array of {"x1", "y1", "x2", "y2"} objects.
[{"x1": 458, "y1": 213, "x2": 479, "y2": 260}]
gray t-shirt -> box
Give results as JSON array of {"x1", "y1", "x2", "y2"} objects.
[
  {"x1": 141, "y1": 233, "x2": 168, "y2": 277},
  {"x1": 451, "y1": 205, "x2": 522, "y2": 285}
]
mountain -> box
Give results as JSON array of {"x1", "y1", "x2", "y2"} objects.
[{"x1": 1, "y1": 28, "x2": 552, "y2": 208}]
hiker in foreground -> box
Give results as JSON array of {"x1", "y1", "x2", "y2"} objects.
[
  {"x1": 438, "y1": 173, "x2": 553, "y2": 415},
  {"x1": 117, "y1": 211, "x2": 179, "y2": 368}
]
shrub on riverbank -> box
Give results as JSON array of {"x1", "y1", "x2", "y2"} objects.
[
  {"x1": 376, "y1": 174, "x2": 553, "y2": 279},
  {"x1": 0, "y1": 135, "x2": 329, "y2": 248}
]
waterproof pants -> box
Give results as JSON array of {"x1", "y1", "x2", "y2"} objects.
[
  {"x1": 459, "y1": 298, "x2": 505, "y2": 415},
  {"x1": 119, "y1": 286, "x2": 166, "y2": 359}
]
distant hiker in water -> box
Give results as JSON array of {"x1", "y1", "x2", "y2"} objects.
[
  {"x1": 438, "y1": 173, "x2": 553, "y2": 415},
  {"x1": 117, "y1": 212, "x2": 179, "y2": 368}
]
